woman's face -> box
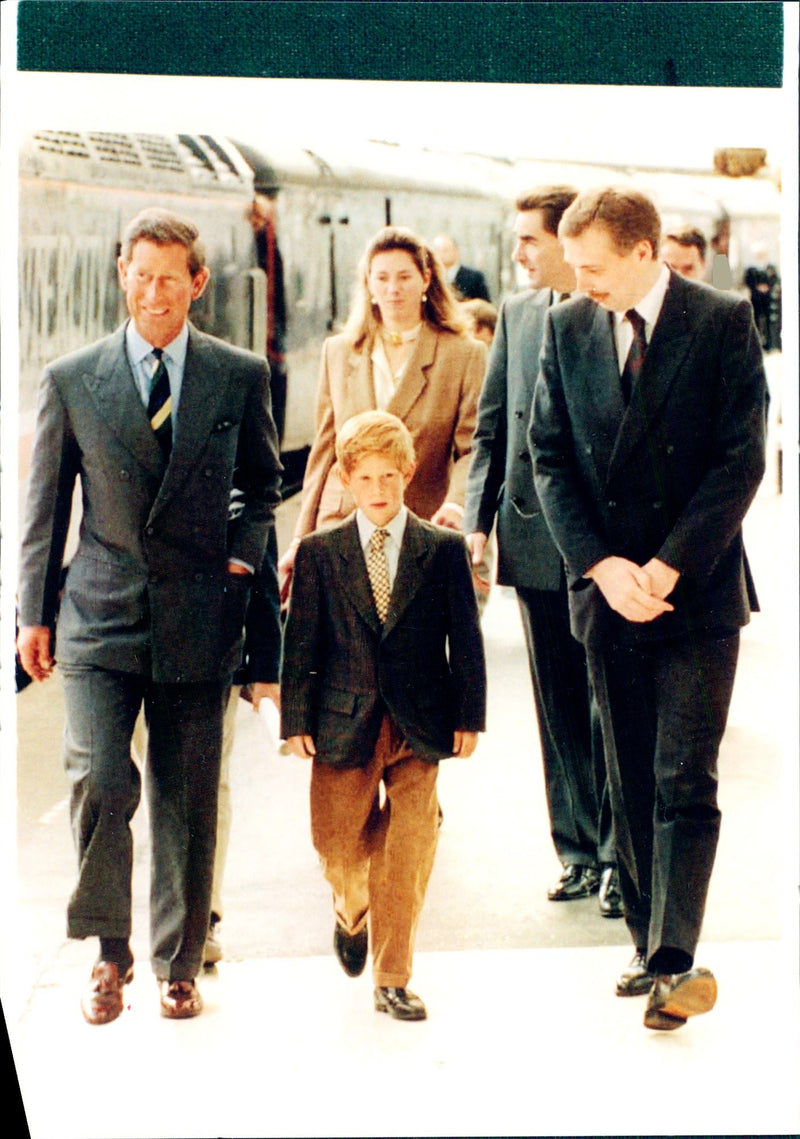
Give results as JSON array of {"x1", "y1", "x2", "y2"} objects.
[{"x1": 367, "y1": 249, "x2": 431, "y2": 329}]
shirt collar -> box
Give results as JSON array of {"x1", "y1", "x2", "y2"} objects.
[
  {"x1": 356, "y1": 505, "x2": 408, "y2": 549},
  {"x1": 614, "y1": 262, "x2": 670, "y2": 333},
  {"x1": 126, "y1": 319, "x2": 189, "y2": 368}
]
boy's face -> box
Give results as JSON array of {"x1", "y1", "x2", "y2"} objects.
[{"x1": 340, "y1": 452, "x2": 415, "y2": 528}]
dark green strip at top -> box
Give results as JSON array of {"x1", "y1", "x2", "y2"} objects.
[{"x1": 17, "y1": 1, "x2": 783, "y2": 88}]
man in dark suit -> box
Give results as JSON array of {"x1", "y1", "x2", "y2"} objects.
[
  {"x1": 464, "y1": 186, "x2": 619, "y2": 915},
  {"x1": 530, "y1": 187, "x2": 766, "y2": 1031},
  {"x1": 281, "y1": 410, "x2": 486, "y2": 1021},
  {"x1": 17, "y1": 208, "x2": 282, "y2": 1024},
  {"x1": 433, "y1": 233, "x2": 491, "y2": 301}
]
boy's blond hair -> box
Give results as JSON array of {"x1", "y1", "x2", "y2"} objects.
[{"x1": 336, "y1": 411, "x2": 416, "y2": 477}]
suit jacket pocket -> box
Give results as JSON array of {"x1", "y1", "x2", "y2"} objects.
[{"x1": 320, "y1": 687, "x2": 358, "y2": 717}]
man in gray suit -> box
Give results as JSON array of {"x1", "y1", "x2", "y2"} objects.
[
  {"x1": 464, "y1": 187, "x2": 618, "y2": 915},
  {"x1": 17, "y1": 209, "x2": 282, "y2": 1024}
]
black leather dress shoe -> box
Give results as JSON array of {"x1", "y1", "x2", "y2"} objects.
[
  {"x1": 598, "y1": 865, "x2": 624, "y2": 918},
  {"x1": 333, "y1": 923, "x2": 368, "y2": 977},
  {"x1": 547, "y1": 863, "x2": 600, "y2": 901},
  {"x1": 374, "y1": 986, "x2": 427, "y2": 1021},
  {"x1": 615, "y1": 950, "x2": 653, "y2": 997},
  {"x1": 644, "y1": 968, "x2": 717, "y2": 1030}
]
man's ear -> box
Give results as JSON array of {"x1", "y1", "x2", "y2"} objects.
[
  {"x1": 339, "y1": 465, "x2": 351, "y2": 490},
  {"x1": 403, "y1": 462, "x2": 417, "y2": 489},
  {"x1": 191, "y1": 266, "x2": 211, "y2": 301}
]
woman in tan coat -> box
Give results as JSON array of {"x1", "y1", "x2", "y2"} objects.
[{"x1": 279, "y1": 225, "x2": 487, "y2": 592}]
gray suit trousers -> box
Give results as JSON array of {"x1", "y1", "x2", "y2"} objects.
[{"x1": 60, "y1": 666, "x2": 226, "y2": 980}]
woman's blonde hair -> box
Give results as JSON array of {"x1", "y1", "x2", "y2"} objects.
[{"x1": 342, "y1": 226, "x2": 467, "y2": 349}]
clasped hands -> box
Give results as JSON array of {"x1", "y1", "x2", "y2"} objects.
[{"x1": 585, "y1": 555, "x2": 680, "y2": 623}]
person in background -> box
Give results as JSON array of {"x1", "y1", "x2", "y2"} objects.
[
  {"x1": 464, "y1": 186, "x2": 619, "y2": 917},
  {"x1": 461, "y1": 297, "x2": 498, "y2": 346},
  {"x1": 433, "y1": 233, "x2": 491, "y2": 301},
  {"x1": 278, "y1": 225, "x2": 486, "y2": 593},
  {"x1": 281, "y1": 410, "x2": 486, "y2": 1021},
  {"x1": 531, "y1": 186, "x2": 766, "y2": 1031},
  {"x1": 660, "y1": 225, "x2": 707, "y2": 281},
  {"x1": 16, "y1": 208, "x2": 281, "y2": 1024}
]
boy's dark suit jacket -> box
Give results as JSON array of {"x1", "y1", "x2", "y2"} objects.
[{"x1": 280, "y1": 513, "x2": 487, "y2": 767}]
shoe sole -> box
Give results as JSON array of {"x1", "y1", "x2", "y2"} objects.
[{"x1": 644, "y1": 972, "x2": 717, "y2": 1030}]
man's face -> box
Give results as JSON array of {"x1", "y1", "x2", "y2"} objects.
[
  {"x1": 661, "y1": 239, "x2": 705, "y2": 281},
  {"x1": 117, "y1": 240, "x2": 209, "y2": 348},
  {"x1": 512, "y1": 210, "x2": 565, "y2": 289},
  {"x1": 340, "y1": 451, "x2": 414, "y2": 528},
  {"x1": 563, "y1": 224, "x2": 655, "y2": 312}
]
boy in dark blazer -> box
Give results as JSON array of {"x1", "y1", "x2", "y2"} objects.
[{"x1": 281, "y1": 410, "x2": 486, "y2": 1020}]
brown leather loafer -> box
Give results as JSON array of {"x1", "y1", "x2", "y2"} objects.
[
  {"x1": 615, "y1": 951, "x2": 653, "y2": 997},
  {"x1": 81, "y1": 961, "x2": 134, "y2": 1025},
  {"x1": 644, "y1": 968, "x2": 717, "y2": 1030},
  {"x1": 159, "y1": 979, "x2": 203, "y2": 1019},
  {"x1": 374, "y1": 986, "x2": 427, "y2": 1021}
]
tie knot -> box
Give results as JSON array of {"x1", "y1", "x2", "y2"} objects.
[
  {"x1": 152, "y1": 348, "x2": 163, "y2": 360},
  {"x1": 370, "y1": 527, "x2": 388, "y2": 550},
  {"x1": 625, "y1": 309, "x2": 645, "y2": 332}
]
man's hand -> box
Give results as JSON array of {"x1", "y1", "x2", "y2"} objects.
[
  {"x1": 226, "y1": 561, "x2": 252, "y2": 575},
  {"x1": 453, "y1": 731, "x2": 478, "y2": 757},
  {"x1": 286, "y1": 734, "x2": 316, "y2": 759},
  {"x1": 585, "y1": 556, "x2": 675, "y2": 623},
  {"x1": 642, "y1": 557, "x2": 680, "y2": 600},
  {"x1": 466, "y1": 531, "x2": 491, "y2": 595},
  {"x1": 431, "y1": 504, "x2": 462, "y2": 531},
  {"x1": 17, "y1": 625, "x2": 54, "y2": 681},
  {"x1": 278, "y1": 540, "x2": 299, "y2": 604},
  {"x1": 250, "y1": 682, "x2": 280, "y2": 712}
]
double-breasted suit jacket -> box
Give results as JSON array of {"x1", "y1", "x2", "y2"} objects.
[
  {"x1": 531, "y1": 272, "x2": 767, "y2": 650},
  {"x1": 18, "y1": 321, "x2": 282, "y2": 683},
  {"x1": 293, "y1": 323, "x2": 486, "y2": 538},
  {"x1": 280, "y1": 513, "x2": 487, "y2": 767},
  {"x1": 464, "y1": 288, "x2": 564, "y2": 590}
]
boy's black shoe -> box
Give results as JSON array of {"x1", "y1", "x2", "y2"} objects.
[
  {"x1": 334, "y1": 923, "x2": 368, "y2": 977},
  {"x1": 374, "y1": 986, "x2": 427, "y2": 1021}
]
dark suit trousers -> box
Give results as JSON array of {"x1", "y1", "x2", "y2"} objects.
[
  {"x1": 60, "y1": 666, "x2": 226, "y2": 980},
  {"x1": 516, "y1": 580, "x2": 613, "y2": 867},
  {"x1": 586, "y1": 631, "x2": 739, "y2": 973}
]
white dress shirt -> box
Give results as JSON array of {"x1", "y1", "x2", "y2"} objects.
[{"x1": 125, "y1": 320, "x2": 189, "y2": 423}]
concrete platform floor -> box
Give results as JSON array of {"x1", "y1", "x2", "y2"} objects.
[{"x1": 7, "y1": 938, "x2": 800, "y2": 1138}]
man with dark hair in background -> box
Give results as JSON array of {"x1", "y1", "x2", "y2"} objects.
[
  {"x1": 660, "y1": 225, "x2": 707, "y2": 281},
  {"x1": 464, "y1": 187, "x2": 619, "y2": 917}
]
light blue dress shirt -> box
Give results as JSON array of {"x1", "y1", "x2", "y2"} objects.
[{"x1": 125, "y1": 320, "x2": 189, "y2": 424}]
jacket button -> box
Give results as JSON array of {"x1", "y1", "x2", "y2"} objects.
[
  {"x1": 146, "y1": 526, "x2": 154, "y2": 536},
  {"x1": 518, "y1": 451, "x2": 531, "y2": 463},
  {"x1": 608, "y1": 500, "x2": 617, "y2": 509},
  {"x1": 120, "y1": 469, "x2": 130, "y2": 480},
  {"x1": 514, "y1": 410, "x2": 524, "y2": 420},
  {"x1": 194, "y1": 572, "x2": 204, "y2": 581}
]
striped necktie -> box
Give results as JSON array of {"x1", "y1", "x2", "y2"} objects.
[
  {"x1": 366, "y1": 528, "x2": 391, "y2": 623},
  {"x1": 148, "y1": 349, "x2": 172, "y2": 458},
  {"x1": 620, "y1": 309, "x2": 647, "y2": 405}
]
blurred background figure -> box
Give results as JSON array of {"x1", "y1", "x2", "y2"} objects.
[
  {"x1": 278, "y1": 225, "x2": 486, "y2": 593},
  {"x1": 660, "y1": 225, "x2": 707, "y2": 281},
  {"x1": 744, "y1": 243, "x2": 781, "y2": 352},
  {"x1": 461, "y1": 297, "x2": 498, "y2": 346},
  {"x1": 248, "y1": 190, "x2": 288, "y2": 442},
  {"x1": 432, "y1": 233, "x2": 492, "y2": 301}
]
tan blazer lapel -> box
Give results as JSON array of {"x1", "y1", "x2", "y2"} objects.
[
  {"x1": 387, "y1": 322, "x2": 437, "y2": 422},
  {"x1": 346, "y1": 342, "x2": 377, "y2": 411}
]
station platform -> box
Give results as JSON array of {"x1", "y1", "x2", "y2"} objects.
[{"x1": 7, "y1": 936, "x2": 800, "y2": 1138}]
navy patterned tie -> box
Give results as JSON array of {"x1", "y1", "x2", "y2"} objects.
[
  {"x1": 366, "y1": 528, "x2": 391, "y2": 623},
  {"x1": 148, "y1": 348, "x2": 172, "y2": 458},
  {"x1": 620, "y1": 309, "x2": 647, "y2": 405}
]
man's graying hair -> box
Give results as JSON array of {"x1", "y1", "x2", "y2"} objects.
[{"x1": 120, "y1": 208, "x2": 207, "y2": 275}]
